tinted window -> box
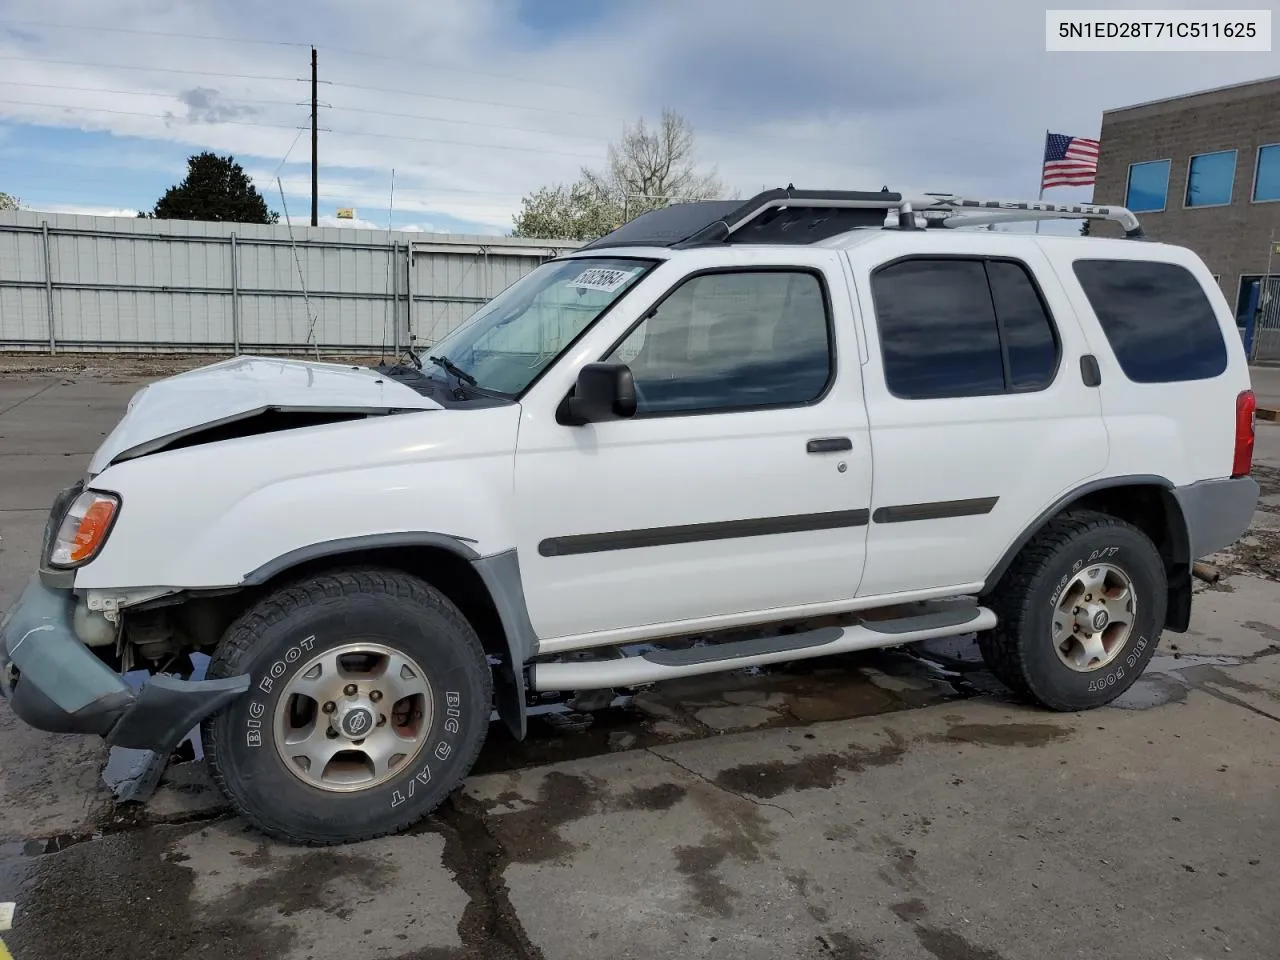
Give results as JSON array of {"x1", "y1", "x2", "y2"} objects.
[
  {"x1": 1186, "y1": 150, "x2": 1236, "y2": 207},
  {"x1": 1254, "y1": 144, "x2": 1280, "y2": 202},
  {"x1": 606, "y1": 270, "x2": 831, "y2": 414},
  {"x1": 986, "y1": 260, "x2": 1058, "y2": 389},
  {"x1": 872, "y1": 260, "x2": 1005, "y2": 399},
  {"x1": 1073, "y1": 260, "x2": 1228, "y2": 383},
  {"x1": 1126, "y1": 160, "x2": 1170, "y2": 212}
]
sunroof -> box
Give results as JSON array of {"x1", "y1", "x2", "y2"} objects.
[
  {"x1": 579, "y1": 187, "x2": 906, "y2": 250},
  {"x1": 577, "y1": 200, "x2": 743, "y2": 250}
]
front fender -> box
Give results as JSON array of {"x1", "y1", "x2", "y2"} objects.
[{"x1": 74, "y1": 408, "x2": 521, "y2": 590}]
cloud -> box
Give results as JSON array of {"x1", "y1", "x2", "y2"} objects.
[
  {"x1": 24, "y1": 203, "x2": 143, "y2": 218},
  {"x1": 168, "y1": 87, "x2": 259, "y2": 124},
  {"x1": 0, "y1": 0, "x2": 1276, "y2": 236},
  {"x1": 285, "y1": 215, "x2": 444, "y2": 233}
]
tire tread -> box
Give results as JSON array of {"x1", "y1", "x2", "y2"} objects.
[
  {"x1": 201, "y1": 566, "x2": 492, "y2": 846},
  {"x1": 978, "y1": 509, "x2": 1160, "y2": 710}
]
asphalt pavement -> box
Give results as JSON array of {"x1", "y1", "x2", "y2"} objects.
[{"x1": 0, "y1": 360, "x2": 1278, "y2": 960}]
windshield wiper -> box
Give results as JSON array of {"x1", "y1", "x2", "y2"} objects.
[{"x1": 427, "y1": 354, "x2": 477, "y2": 387}]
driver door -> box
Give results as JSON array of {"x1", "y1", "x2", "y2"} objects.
[{"x1": 512, "y1": 253, "x2": 874, "y2": 649}]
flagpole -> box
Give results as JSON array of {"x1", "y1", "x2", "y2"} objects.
[{"x1": 1035, "y1": 128, "x2": 1048, "y2": 234}]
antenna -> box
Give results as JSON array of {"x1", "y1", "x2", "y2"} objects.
[
  {"x1": 276, "y1": 176, "x2": 321, "y2": 359},
  {"x1": 381, "y1": 169, "x2": 396, "y2": 365}
]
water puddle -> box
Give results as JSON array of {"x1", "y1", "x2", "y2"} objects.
[{"x1": 471, "y1": 638, "x2": 992, "y2": 776}]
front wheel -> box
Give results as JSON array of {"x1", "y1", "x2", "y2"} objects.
[
  {"x1": 978, "y1": 510, "x2": 1166, "y2": 711},
  {"x1": 201, "y1": 568, "x2": 493, "y2": 845}
]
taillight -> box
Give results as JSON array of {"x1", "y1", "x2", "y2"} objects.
[{"x1": 1233, "y1": 389, "x2": 1256, "y2": 478}]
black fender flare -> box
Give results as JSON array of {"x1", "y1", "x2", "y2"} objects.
[
  {"x1": 242, "y1": 533, "x2": 536, "y2": 739},
  {"x1": 980, "y1": 475, "x2": 1193, "y2": 631}
]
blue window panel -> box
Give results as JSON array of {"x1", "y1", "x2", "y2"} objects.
[
  {"x1": 1254, "y1": 144, "x2": 1280, "y2": 202},
  {"x1": 1126, "y1": 160, "x2": 1170, "y2": 212},
  {"x1": 1185, "y1": 150, "x2": 1236, "y2": 207}
]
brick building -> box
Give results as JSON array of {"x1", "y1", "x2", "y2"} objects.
[{"x1": 1091, "y1": 75, "x2": 1280, "y2": 359}]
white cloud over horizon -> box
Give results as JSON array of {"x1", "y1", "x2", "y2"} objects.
[{"x1": 0, "y1": 0, "x2": 1276, "y2": 235}]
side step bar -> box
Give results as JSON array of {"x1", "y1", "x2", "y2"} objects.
[{"x1": 529, "y1": 602, "x2": 996, "y2": 691}]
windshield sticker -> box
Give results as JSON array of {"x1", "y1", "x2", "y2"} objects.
[{"x1": 569, "y1": 267, "x2": 639, "y2": 293}]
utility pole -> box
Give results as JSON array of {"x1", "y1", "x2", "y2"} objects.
[{"x1": 310, "y1": 46, "x2": 318, "y2": 227}]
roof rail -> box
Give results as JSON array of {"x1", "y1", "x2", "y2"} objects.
[
  {"x1": 675, "y1": 185, "x2": 904, "y2": 247},
  {"x1": 576, "y1": 186, "x2": 1146, "y2": 251},
  {"x1": 912, "y1": 195, "x2": 1145, "y2": 238}
]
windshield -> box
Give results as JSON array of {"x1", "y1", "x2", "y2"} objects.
[{"x1": 418, "y1": 256, "x2": 657, "y2": 396}]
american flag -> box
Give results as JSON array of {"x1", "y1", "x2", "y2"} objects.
[{"x1": 1042, "y1": 132, "x2": 1100, "y2": 189}]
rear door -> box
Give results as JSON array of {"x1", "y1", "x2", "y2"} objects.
[{"x1": 848, "y1": 234, "x2": 1110, "y2": 598}]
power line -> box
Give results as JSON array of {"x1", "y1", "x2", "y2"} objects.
[
  {"x1": 1, "y1": 154, "x2": 532, "y2": 199},
  {"x1": 0, "y1": 18, "x2": 594, "y2": 94},
  {"x1": 2, "y1": 168, "x2": 532, "y2": 205},
  {"x1": 325, "y1": 79, "x2": 617, "y2": 123},
  {"x1": 324, "y1": 104, "x2": 605, "y2": 142},
  {"x1": 318, "y1": 45, "x2": 593, "y2": 94},
  {"x1": 0, "y1": 79, "x2": 611, "y2": 142},
  {"x1": 0, "y1": 79, "x2": 301, "y2": 108},
  {"x1": 0, "y1": 99, "x2": 304, "y2": 130},
  {"x1": 0, "y1": 53, "x2": 866, "y2": 152},
  {"x1": 0, "y1": 18, "x2": 310, "y2": 48},
  {"x1": 0, "y1": 55, "x2": 302, "y2": 83},
  {"x1": 0, "y1": 99, "x2": 606, "y2": 159},
  {"x1": 325, "y1": 126, "x2": 602, "y2": 158},
  {"x1": 271, "y1": 123, "x2": 310, "y2": 179}
]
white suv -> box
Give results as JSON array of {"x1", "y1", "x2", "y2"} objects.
[{"x1": 0, "y1": 188, "x2": 1260, "y2": 845}]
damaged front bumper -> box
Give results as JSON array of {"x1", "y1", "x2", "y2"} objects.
[{"x1": 0, "y1": 576, "x2": 248, "y2": 757}]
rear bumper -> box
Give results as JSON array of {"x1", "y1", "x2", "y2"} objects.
[
  {"x1": 1173, "y1": 475, "x2": 1261, "y2": 559},
  {"x1": 0, "y1": 576, "x2": 248, "y2": 755}
]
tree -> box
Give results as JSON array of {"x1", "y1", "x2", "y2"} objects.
[
  {"x1": 144, "y1": 152, "x2": 278, "y2": 223},
  {"x1": 1079, "y1": 219, "x2": 1091, "y2": 236},
  {"x1": 512, "y1": 109, "x2": 728, "y2": 241},
  {"x1": 508, "y1": 182, "x2": 622, "y2": 242},
  {"x1": 0, "y1": 192, "x2": 18, "y2": 211}
]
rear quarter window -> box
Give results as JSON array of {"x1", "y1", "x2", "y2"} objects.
[{"x1": 1071, "y1": 259, "x2": 1228, "y2": 383}]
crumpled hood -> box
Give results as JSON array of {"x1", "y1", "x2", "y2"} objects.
[{"x1": 88, "y1": 355, "x2": 442, "y2": 474}]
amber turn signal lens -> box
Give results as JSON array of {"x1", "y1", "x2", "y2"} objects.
[
  {"x1": 49, "y1": 491, "x2": 120, "y2": 567},
  {"x1": 70, "y1": 499, "x2": 117, "y2": 562}
]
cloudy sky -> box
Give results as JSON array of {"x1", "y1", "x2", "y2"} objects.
[{"x1": 0, "y1": 0, "x2": 1275, "y2": 236}]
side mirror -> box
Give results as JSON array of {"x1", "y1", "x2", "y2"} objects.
[{"x1": 557, "y1": 362, "x2": 637, "y2": 425}]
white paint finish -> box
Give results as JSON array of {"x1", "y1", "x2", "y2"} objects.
[
  {"x1": 87, "y1": 355, "x2": 442, "y2": 474},
  {"x1": 1036, "y1": 236, "x2": 1255, "y2": 488},
  {"x1": 76, "y1": 403, "x2": 521, "y2": 589},
  {"x1": 512, "y1": 248, "x2": 873, "y2": 640},
  {"x1": 846, "y1": 231, "x2": 1110, "y2": 596},
  {"x1": 44, "y1": 223, "x2": 1252, "y2": 669}
]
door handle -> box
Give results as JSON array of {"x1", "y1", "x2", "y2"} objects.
[
  {"x1": 806, "y1": 437, "x2": 852, "y2": 453},
  {"x1": 1080, "y1": 354, "x2": 1102, "y2": 387}
]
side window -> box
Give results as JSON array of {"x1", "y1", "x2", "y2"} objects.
[
  {"x1": 604, "y1": 270, "x2": 832, "y2": 415},
  {"x1": 870, "y1": 257, "x2": 1060, "y2": 399},
  {"x1": 986, "y1": 261, "x2": 1059, "y2": 390},
  {"x1": 1072, "y1": 260, "x2": 1228, "y2": 383}
]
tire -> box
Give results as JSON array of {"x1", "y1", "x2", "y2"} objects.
[
  {"x1": 201, "y1": 567, "x2": 493, "y2": 845},
  {"x1": 977, "y1": 510, "x2": 1166, "y2": 711}
]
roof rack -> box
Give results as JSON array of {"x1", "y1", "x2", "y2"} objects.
[
  {"x1": 915, "y1": 195, "x2": 1145, "y2": 238},
  {"x1": 578, "y1": 186, "x2": 1145, "y2": 250}
]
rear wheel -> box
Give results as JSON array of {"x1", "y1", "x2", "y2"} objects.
[
  {"x1": 978, "y1": 510, "x2": 1166, "y2": 711},
  {"x1": 201, "y1": 568, "x2": 493, "y2": 845}
]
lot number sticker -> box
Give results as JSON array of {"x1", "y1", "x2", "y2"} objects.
[{"x1": 569, "y1": 267, "x2": 639, "y2": 293}]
